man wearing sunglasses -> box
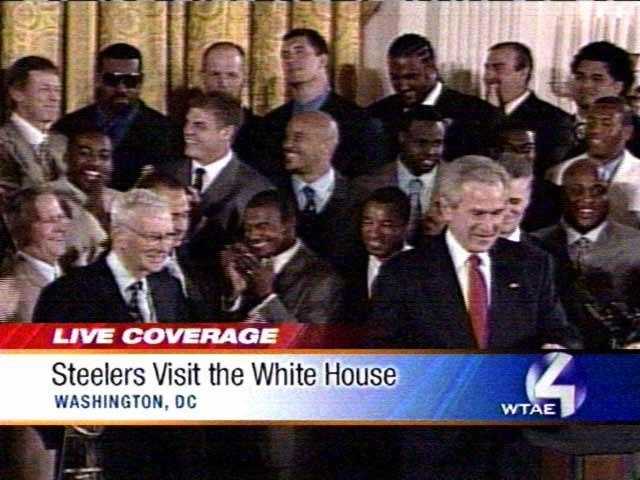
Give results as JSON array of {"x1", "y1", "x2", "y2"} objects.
[{"x1": 53, "y1": 43, "x2": 181, "y2": 191}]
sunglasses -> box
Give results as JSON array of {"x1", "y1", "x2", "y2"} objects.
[{"x1": 101, "y1": 72, "x2": 142, "y2": 88}]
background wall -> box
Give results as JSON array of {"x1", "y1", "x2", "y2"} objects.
[
  {"x1": 0, "y1": 2, "x2": 379, "y2": 116},
  {"x1": 362, "y1": 2, "x2": 640, "y2": 112}
]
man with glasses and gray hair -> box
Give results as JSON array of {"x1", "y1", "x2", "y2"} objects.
[{"x1": 34, "y1": 188, "x2": 188, "y2": 323}]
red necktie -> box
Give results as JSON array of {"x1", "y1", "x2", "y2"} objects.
[{"x1": 467, "y1": 254, "x2": 489, "y2": 348}]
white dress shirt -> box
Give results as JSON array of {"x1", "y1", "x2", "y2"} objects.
[
  {"x1": 292, "y1": 168, "x2": 335, "y2": 213},
  {"x1": 503, "y1": 90, "x2": 531, "y2": 116},
  {"x1": 18, "y1": 251, "x2": 61, "y2": 283},
  {"x1": 191, "y1": 149, "x2": 234, "y2": 194},
  {"x1": 421, "y1": 81, "x2": 443, "y2": 107},
  {"x1": 106, "y1": 251, "x2": 155, "y2": 323},
  {"x1": 504, "y1": 227, "x2": 522, "y2": 243},
  {"x1": 11, "y1": 112, "x2": 48, "y2": 148},
  {"x1": 445, "y1": 229, "x2": 492, "y2": 308}
]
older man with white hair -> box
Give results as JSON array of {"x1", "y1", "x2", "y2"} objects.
[{"x1": 34, "y1": 188, "x2": 187, "y2": 323}]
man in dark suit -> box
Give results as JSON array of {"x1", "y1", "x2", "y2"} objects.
[
  {"x1": 201, "y1": 41, "x2": 262, "y2": 172},
  {"x1": 34, "y1": 188, "x2": 187, "y2": 323},
  {"x1": 534, "y1": 159, "x2": 640, "y2": 349},
  {"x1": 281, "y1": 110, "x2": 359, "y2": 275},
  {"x1": 257, "y1": 28, "x2": 387, "y2": 181},
  {"x1": 354, "y1": 106, "x2": 446, "y2": 245},
  {"x1": 368, "y1": 33, "x2": 499, "y2": 163},
  {"x1": 484, "y1": 42, "x2": 574, "y2": 173},
  {"x1": 565, "y1": 41, "x2": 639, "y2": 159},
  {"x1": 53, "y1": 43, "x2": 181, "y2": 191},
  {"x1": 157, "y1": 91, "x2": 273, "y2": 258},
  {"x1": 368, "y1": 155, "x2": 581, "y2": 480}
]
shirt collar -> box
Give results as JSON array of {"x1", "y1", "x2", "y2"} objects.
[
  {"x1": 18, "y1": 251, "x2": 60, "y2": 283},
  {"x1": 562, "y1": 219, "x2": 608, "y2": 244},
  {"x1": 397, "y1": 160, "x2": 438, "y2": 188},
  {"x1": 421, "y1": 81, "x2": 443, "y2": 106},
  {"x1": 597, "y1": 151, "x2": 625, "y2": 182},
  {"x1": 292, "y1": 168, "x2": 335, "y2": 209},
  {"x1": 504, "y1": 227, "x2": 522, "y2": 242},
  {"x1": 445, "y1": 229, "x2": 491, "y2": 271},
  {"x1": 11, "y1": 112, "x2": 48, "y2": 145},
  {"x1": 271, "y1": 239, "x2": 302, "y2": 275},
  {"x1": 192, "y1": 149, "x2": 234, "y2": 192},
  {"x1": 503, "y1": 90, "x2": 531, "y2": 115},
  {"x1": 106, "y1": 250, "x2": 148, "y2": 294},
  {"x1": 293, "y1": 89, "x2": 330, "y2": 114}
]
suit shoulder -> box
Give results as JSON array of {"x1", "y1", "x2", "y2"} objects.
[
  {"x1": 262, "y1": 102, "x2": 293, "y2": 125},
  {"x1": 496, "y1": 237, "x2": 552, "y2": 263},
  {"x1": 528, "y1": 95, "x2": 572, "y2": 119},
  {"x1": 236, "y1": 159, "x2": 273, "y2": 189},
  {"x1": 53, "y1": 105, "x2": 98, "y2": 134},
  {"x1": 137, "y1": 102, "x2": 172, "y2": 126},
  {"x1": 439, "y1": 88, "x2": 496, "y2": 113},
  {"x1": 367, "y1": 95, "x2": 401, "y2": 116}
]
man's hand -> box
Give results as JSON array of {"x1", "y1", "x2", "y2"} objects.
[
  {"x1": 220, "y1": 244, "x2": 248, "y2": 298},
  {"x1": 233, "y1": 249, "x2": 275, "y2": 301},
  {"x1": 486, "y1": 82, "x2": 502, "y2": 108}
]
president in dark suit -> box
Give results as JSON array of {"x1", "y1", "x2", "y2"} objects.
[
  {"x1": 256, "y1": 28, "x2": 387, "y2": 181},
  {"x1": 53, "y1": 43, "x2": 181, "y2": 191},
  {"x1": 369, "y1": 156, "x2": 581, "y2": 479},
  {"x1": 368, "y1": 33, "x2": 499, "y2": 163},
  {"x1": 484, "y1": 42, "x2": 574, "y2": 173}
]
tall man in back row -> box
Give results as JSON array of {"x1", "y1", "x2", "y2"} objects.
[
  {"x1": 257, "y1": 28, "x2": 387, "y2": 181},
  {"x1": 368, "y1": 155, "x2": 581, "y2": 479},
  {"x1": 368, "y1": 33, "x2": 498, "y2": 163},
  {"x1": 54, "y1": 43, "x2": 181, "y2": 191}
]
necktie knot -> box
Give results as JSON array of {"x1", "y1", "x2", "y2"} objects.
[
  {"x1": 127, "y1": 281, "x2": 144, "y2": 322},
  {"x1": 574, "y1": 237, "x2": 591, "y2": 248},
  {"x1": 408, "y1": 178, "x2": 424, "y2": 195},
  {"x1": 193, "y1": 167, "x2": 206, "y2": 193},
  {"x1": 468, "y1": 254, "x2": 482, "y2": 268}
]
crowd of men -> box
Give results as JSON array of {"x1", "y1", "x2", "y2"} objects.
[{"x1": 0, "y1": 27, "x2": 639, "y2": 479}]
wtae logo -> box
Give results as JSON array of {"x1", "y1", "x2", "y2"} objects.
[{"x1": 501, "y1": 352, "x2": 587, "y2": 418}]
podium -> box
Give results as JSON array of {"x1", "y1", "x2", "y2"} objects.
[{"x1": 526, "y1": 426, "x2": 640, "y2": 480}]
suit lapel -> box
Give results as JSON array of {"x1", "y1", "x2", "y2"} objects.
[
  {"x1": 5, "y1": 122, "x2": 48, "y2": 184},
  {"x1": 94, "y1": 257, "x2": 131, "y2": 321},
  {"x1": 200, "y1": 155, "x2": 240, "y2": 213}
]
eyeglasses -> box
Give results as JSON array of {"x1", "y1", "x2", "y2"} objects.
[
  {"x1": 122, "y1": 224, "x2": 176, "y2": 245},
  {"x1": 101, "y1": 72, "x2": 142, "y2": 88}
]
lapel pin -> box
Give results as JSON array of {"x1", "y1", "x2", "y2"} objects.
[{"x1": 508, "y1": 283, "x2": 520, "y2": 289}]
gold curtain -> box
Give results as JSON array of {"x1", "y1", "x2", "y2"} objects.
[{"x1": 0, "y1": 1, "x2": 379, "y2": 116}]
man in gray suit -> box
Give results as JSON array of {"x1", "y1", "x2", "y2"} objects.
[
  {"x1": 221, "y1": 189, "x2": 344, "y2": 324},
  {"x1": 0, "y1": 56, "x2": 66, "y2": 193},
  {"x1": 354, "y1": 106, "x2": 446, "y2": 245},
  {"x1": 156, "y1": 91, "x2": 273, "y2": 256},
  {"x1": 534, "y1": 159, "x2": 640, "y2": 348}
]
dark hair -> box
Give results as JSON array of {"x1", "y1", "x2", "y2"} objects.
[
  {"x1": 97, "y1": 43, "x2": 143, "y2": 72},
  {"x1": 490, "y1": 42, "x2": 533, "y2": 84},
  {"x1": 5, "y1": 56, "x2": 58, "y2": 91},
  {"x1": 246, "y1": 189, "x2": 296, "y2": 223},
  {"x1": 592, "y1": 96, "x2": 634, "y2": 126},
  {"x1": 203, "y1": 41, "x2": 245, "y2": 61},
  {"x1": 496, "y1": 118, "x2": 535, "y2": 144},
  {"x1": 362, "y1": 187, "x2": 411, "y2": 226},
  {"x1": 571, "y1": 41, "x2": 634, "y2": 95},
  {"x1": 188, "y1": 90, "x2": 243, "y2": 129},
  {"x1": 4, "y1": 187, "x2": 65, "y2": 249},
  {"x1": 283, "y1": 28, "x2": 329, "y2": 56},
  {"x1": 399, "y1": 105, "x2": 446, "y2": 132},
  {"x1": 68, "y1": 128, "x2": 110, "y2": 146},
  {"x1": 388, "y1": 33, "x2": 435, "y2": 63}
]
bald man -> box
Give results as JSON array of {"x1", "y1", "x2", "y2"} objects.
[
  {"x1": 201, "y1": 41, "x2": 262, "y2": 170},
  {"x1": 282, "y1": 111, "x2": 360, "y2": 274},
  {"x1": 535, "y1": 159, "x2": 640, "y2": 348}
]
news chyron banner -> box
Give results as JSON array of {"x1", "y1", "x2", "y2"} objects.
[{"x1": 0, "y1": 324, "x2": 639, "y2": 424}]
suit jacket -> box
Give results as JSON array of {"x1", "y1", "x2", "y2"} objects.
[
  {"x1": 234, "y1": 243, "x2": 344, "y2": 324},
  {"x1": 533, "y1": 221, "x2": 640, "y2": 348},
  {"x1": 0, "y1": 121, "x2": 67, "y2": 189},
  {"x1": 257, "y1": 91, "x2": 388, "y2": 181},
  {"x1": 284, "y1": 171, "x2": 361, "y2": 275},
  {"x1": 368, "y1": 233, "x2": 580, "y2": 349},
  {"x1": 503, "y1": 91, "x2": 574, "y2": 174},
  {"x1": 52, "y1": 101, "x2": 182, "y2": 191},
  {"x1": 367, "y1": 86, "x2": 500, "y2": 163},
  {"x1": 0, "y1": 254, "x2": 54, "y2": 322},
  {"x1": 233, "y1": 107, "x2": 263, "y2": 172},
  {"x1": 546, "y1": 150, "x2": 640, "y2": 228},
  {"x1": 157, "y1": 153, "x2": 274, "y2": 257},
  {"x1": 33, "y1": 255, "x2": 189, "y2": 323}
]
